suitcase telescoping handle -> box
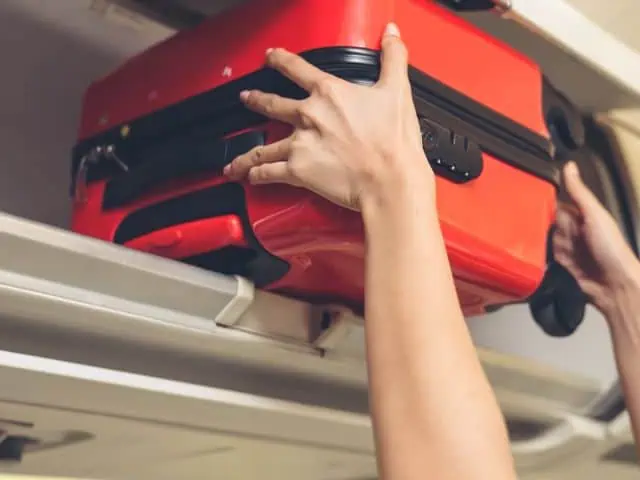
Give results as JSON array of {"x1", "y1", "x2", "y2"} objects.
[{"x1": 102, "y1": 131, "x2": 265, "y2": 210}]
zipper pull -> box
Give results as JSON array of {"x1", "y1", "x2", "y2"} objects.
[
  {"x1": 73, "y1": 145, "x2": 130, "y2": 205},
  {"x1": 73, "y1": 147, "x2": 101, "y2": 205},
  {"x1": 105, "y1": 145, "x2": 129, "y2": 172}
]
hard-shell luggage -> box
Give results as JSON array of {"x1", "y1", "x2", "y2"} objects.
[{"x1": 70, "y1": 0, "x2": 581, "y2": 330}]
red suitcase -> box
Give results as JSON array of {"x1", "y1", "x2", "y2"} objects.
[{"x1": 70, "y1": 0, "x2": 574, "y2": 328}]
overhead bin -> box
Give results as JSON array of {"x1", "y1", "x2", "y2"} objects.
[
  {"x1": 0, "y1": 211, "x2": 603, "y2": 404},
  {"x1": 0, "y1": 352, "x2": 377, "y2": 480},
  {"x1": 0, "y1": 209, "x2": 613, "y2": 476},
  {"x1": 1, "y1": 1, "x2": 640, "y2": 477}
]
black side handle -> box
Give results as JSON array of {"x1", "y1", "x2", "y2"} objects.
[
  {"x1": 102, "y1": 130, "x2": 264, "y2": 210},
  {"x1": 437, "y1": 0, "x2": 498, "y2": 11},
  {"x1": 542, "y1": 78, "x2": 585, "y2": 161},
  {"x1": 419, "y1": 117, "x2": 483, "y2": 183}
]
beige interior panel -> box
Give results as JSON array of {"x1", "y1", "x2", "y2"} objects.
[
  {"x1": 603, "y1": 110, "x2": 640, "y2": 184},
  {"x1": 0, "y1": 400, "x2": 376, "y2": 480},
  {"x1": 565, "y1": 0, "x2": 640, "y2": 54}
]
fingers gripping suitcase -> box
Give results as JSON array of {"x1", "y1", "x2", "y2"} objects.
[{"x1": 70, "y1": 0, "x2": 583, "y2": 334}]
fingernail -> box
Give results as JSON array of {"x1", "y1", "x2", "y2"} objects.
[
  {"x1": 565, "y1": 161, "x2": 579, "y2": 177},
  {"x1": 223, "y1": 165, "x2": 231, "y2": 176},
  {"x1": 239, "y1": 90, "x2": 250, "y2": 101},
  {"x1": 385, "y1": 22, "x2": 400, "y2": 38},
  {"x1": 266, "y1": 48, "x2": 274, "y2": 56}
]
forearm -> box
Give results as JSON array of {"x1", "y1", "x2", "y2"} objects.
[
  {"x1": 361, "y1": 185, "x2": 516, "y2": 480},
  {"x1": 605, "y1": 265, "x2": 640, "y2": 450}
]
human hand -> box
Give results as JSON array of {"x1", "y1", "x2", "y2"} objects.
[
  {"x1": 553, "y1": 162, "x2": 640, "y2": 316},
  {"x1": 224, "y1": 23, "x2": 433, "y2": 213}
]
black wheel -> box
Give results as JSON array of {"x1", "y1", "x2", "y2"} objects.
[{"x1": 529, "y1": 263, "x2": 587, "y2": 337}]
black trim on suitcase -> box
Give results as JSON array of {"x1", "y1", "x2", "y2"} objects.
[
  {"x1": 71, "y1": 47, "x2": 558, "y2": 198},
  {"x1": 103, "y1": 130, "x2": 264, "y2": 210},
  {"x1": 437, "y1": 0, "x2": 497, "y2": 11},
  {"x1": 113, "y1": 183, "x2": 290, "y2": 287}
]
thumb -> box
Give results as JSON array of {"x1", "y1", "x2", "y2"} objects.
[
  {"x1": 378, "y1": 23, "x2": 409, "y2": 87},
  {"x1": 563, "y1": 161, "x2": 601, "y2": 214}
]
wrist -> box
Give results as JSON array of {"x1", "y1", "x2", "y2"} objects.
[
  {"x1": 604, "y1": 264, "x2": 640, "y2": 329},
  {"x1": 360, "y1": 153, "x2": 436, "y2": 225},
  {"x1": 616, "y1": 255, "x2": 640, "y2": 291},
  {"x1": 361, "y1": 183, "x2": 438, "y2": 239}
]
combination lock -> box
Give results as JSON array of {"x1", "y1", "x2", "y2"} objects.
[{"x1": 419, "y1": 117, "x2": 483, "y2": 183}]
